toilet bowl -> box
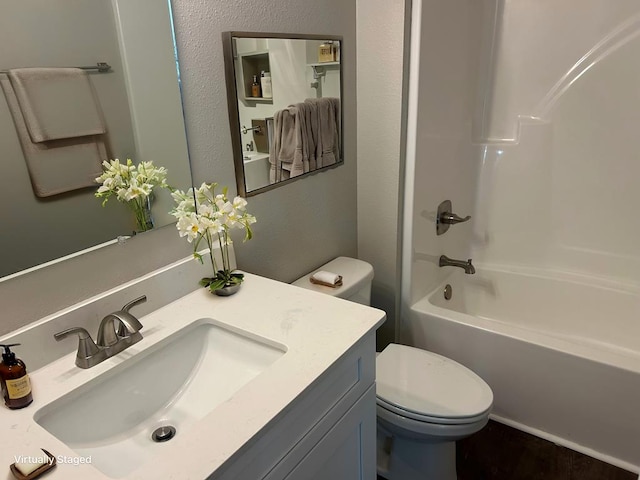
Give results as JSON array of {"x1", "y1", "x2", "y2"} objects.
[{"x1": 292, "y1": 257, "x2": 493, "y2": 480}]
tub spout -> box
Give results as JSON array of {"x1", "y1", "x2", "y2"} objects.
[{"x1": 439, "y1": 255, "x2": 475, "y2": 274}]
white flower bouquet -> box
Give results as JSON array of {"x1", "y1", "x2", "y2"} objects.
[
  {"x1": 170, "y1": 182, "x2": 256, "y2": 293},
  {"x1": 95, "y1": 159, "x2": 169, "y2": 232}
]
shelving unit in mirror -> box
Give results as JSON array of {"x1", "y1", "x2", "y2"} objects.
[
  {"x1": 239, "y1": 51, "x2": 273, "y2": 103},
  {"x1": 222, "y1": 32, "x2": 343, "y2": 198}
]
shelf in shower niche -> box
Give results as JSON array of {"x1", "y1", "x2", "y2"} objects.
[
  {"x1": 307, "y1": 62, "x2": 340, "y2": 67},
  {"x1": 238, "y1": 50, "x2": 272, "y2": 102},
  {"x1": 242, "y1": 97, "x2": 273, "y2": 103}
]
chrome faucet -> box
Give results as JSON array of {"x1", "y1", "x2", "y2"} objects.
[
  {"x1": 439, "y1": 255, "x2": 476, "y2": 274},
  {"x1": 54, "y1": 296, "x2": 146, "y2": 369}
]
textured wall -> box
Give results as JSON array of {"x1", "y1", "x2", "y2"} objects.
[
  {"x1": 356, "y1": 0, "x2": 406, "y2": 347},
  {"x1": 0, "y1": 0, "x2": 357, "y2": 336},
  {"x1": 172, "y1": 0, "x2": 358, "y2": 281}
]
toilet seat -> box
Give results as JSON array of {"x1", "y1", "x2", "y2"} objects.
[
  {"x1": 376, "y1": 344, "x2": 493, "y2": 425},
  {"x1": 376, "y1": 396, "x2": 489, "y2": 426}
]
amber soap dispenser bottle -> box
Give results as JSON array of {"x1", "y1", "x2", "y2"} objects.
[{"x1": 0, "y1": 344, "x2": 33, "y2": 409}]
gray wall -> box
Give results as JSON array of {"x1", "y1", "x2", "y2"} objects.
[
  {"x1": 0, "y1": 0, "x2": 358, "y2": 335},
  {"x1": 174, "y1": 0, "x2": 356, "y2": 281},
  {"x1": 172, "y1": 0, "x2": 358, "y2": 281},
  {"x1": 356, "y1": 0, "x2": 407, "y2": 348}
]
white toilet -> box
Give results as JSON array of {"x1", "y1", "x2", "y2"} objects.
[{"x1": 293, "y1": 257, "x2": 493, "y2": 480}]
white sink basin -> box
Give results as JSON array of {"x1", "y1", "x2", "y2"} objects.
[{"x1": 34, "y1": 319, "x2": 286, "y2": 478}]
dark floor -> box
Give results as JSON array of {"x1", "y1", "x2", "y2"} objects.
[
  {"x1": 378, "y1": 420, "x2": 637, "y2": 480},
  {"x1": 457, "y1": 421, "x2": 635, "y2": 480}
]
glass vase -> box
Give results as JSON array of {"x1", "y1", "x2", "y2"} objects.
[{"x1": 129, "y1": 196, "x2": 154, "y2": 233}]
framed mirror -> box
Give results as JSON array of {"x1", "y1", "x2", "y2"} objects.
[
  {"x1": 0, "y1": 0, "x2": 192, "y2": 279},
  {"x1": 222, "y1": 32, "x2": 343, "y2": 197}
]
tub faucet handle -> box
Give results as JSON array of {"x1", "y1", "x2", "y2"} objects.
[
  {"x1": 440, "y1": 212, "x2": 471, "y2": 224},
  {"x1": 437, "y1": 200, "x2": 471, "y2": 235}
]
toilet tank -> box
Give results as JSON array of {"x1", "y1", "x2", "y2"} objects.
[{"x1": 292, "y1": 257, "x2": 374, "y2": 305}]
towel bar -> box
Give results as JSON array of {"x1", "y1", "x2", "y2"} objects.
[{"x1": 0, "y1": 62, "x2": 111, "y2": 75}]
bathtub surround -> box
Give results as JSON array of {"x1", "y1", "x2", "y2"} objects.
[
  {"x1": 402, "y1": 0, "x2": 640, "y2": 473},
  {"x1": 401, "y1": 0, "x2": 489, "y2": 303},
  {"x1": 472, "y1": 3, "x2": 640, "y2": 280}
]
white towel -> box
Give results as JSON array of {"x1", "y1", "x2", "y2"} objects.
[
  {"x1": 8, "y1": 68, "x2": 106, "y2": 143},
  {"x1": 310, "y1": 270, "x2": 343, "y2": 288},
  {"x1": 312, "y1": 271, "x2": 341, "y2": 285},
  {"x1": 1, "y1": 74, "x2": 106, "y2": 197}
]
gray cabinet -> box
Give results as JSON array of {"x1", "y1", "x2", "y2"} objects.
[
  {"x1": 277, "y1": 387, "x2": 376, "y2": 480},
  {"x1": 212, "y1": 334, "x2": 377, "y2": 480}
]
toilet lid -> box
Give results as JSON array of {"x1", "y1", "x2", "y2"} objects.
[{"x1": 376, "y1": 344, "x2": 493, "y2": 422}]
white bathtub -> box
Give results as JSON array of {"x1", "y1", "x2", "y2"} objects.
[{"x1": 403, "y1": 265, "x2": 640, "y2": 473}]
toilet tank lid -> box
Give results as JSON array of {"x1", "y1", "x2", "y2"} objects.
[{"x1": 292, "y1": 256, "x2": 374, "y2": 299}]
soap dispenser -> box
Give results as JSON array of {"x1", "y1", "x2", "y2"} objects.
[
  {"x1": 251, "y1": 75, "x2": 262, "y2": 97},
  {"x1": 0, "y1": 343, "x2": 33, "y2": 409}
]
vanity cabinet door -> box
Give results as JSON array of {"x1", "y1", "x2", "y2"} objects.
[
  {"x1": 211, "y1": 335, "x2": 376, "y2": 480},
  {"x1": 266, "y1": 385, "x2": 377, "y2": 480}
]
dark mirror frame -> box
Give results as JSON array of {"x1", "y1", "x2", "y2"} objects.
[{"x1": 222, "y1": 31, "x2": 344, "y2": 197}]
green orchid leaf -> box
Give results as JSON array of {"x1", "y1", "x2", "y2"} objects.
[{"x1": 208, "y1": 279, "x2": 227, "y2": 291}]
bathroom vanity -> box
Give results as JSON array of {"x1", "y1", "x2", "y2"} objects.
[{"x1": 0, "y1": 256, "x2": 384, "y2": 479}]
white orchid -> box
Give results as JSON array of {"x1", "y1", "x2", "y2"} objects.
[
  {"x1": 170, "y1": 182, "x2": 256, "y2": 292},
  {"x1": 176, "y1": 213, "x2": 202, "y2": 242},
  {"x1": 95, "y1": 158, "x2": 170, "y2": 232}
]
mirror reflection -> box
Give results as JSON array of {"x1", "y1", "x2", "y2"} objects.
[
  {"x1": 223, "y1": 33, "x2": 343, "y2": 197},
  {"x1": 0, "y1": 0, "x2": 192, "y2": 279}
]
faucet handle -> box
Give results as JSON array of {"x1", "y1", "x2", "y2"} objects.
[
  {"x1": 436, "y1": 200, "x2": 471, "y2": 235},
  {"x1": 115, "y1": 295, "x2": 147, "y2": 338},
  {"x1": 440, "y1": 212, "x2": 471, "y2": 225},
  {"x1": 54, "y1": 326, "x2": 93, "y2": 342},
  {"x1": 122, "y1": 295, "x2": 147, "y2": 313},
  {"x1": 54, "y1": 327, "x2": 101, "y2": 368}
]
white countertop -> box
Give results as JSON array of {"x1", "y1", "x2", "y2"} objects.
[{"x1": 0, "y1": 272, "x2": 385, "y2": 480}]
